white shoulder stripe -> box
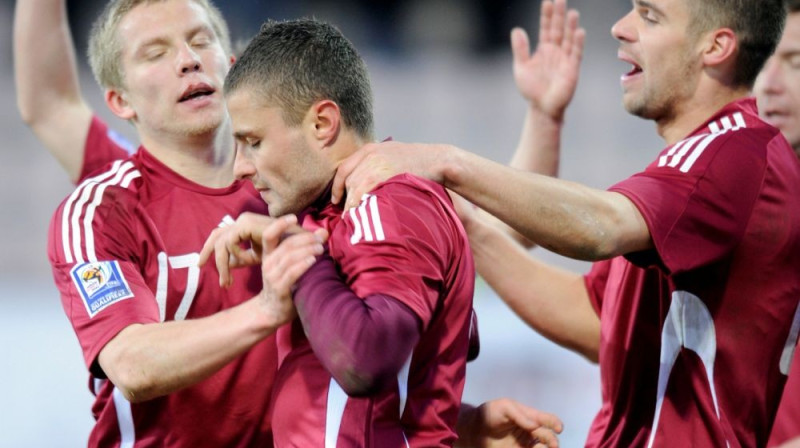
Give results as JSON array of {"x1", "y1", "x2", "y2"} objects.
[
  {"x1": 63, "y1": 161, "x2": 140, "y2": 263},
  {"x1": 707, "y1": 112, "x2": 746, "y2": 135},
  {"x1": 368, "y1": 195, "x2": 385, "y2": 241},
  {"x1": 348, "y1": 207, "x2": 363, "y2": 245},
  {"x1": 349, "y1": 194, "x2": 386, "y2": 245},
  {"x1": 358, "y1": 199, "x2": 374, "y2": 242},
  {"x1": 658, "y1": 135, "x2": 704, "y2": 168},
  {"x1": 679, "y1": 132, "x2": 722, "y2": 173},
  {"x1": 82, "y1": 163, "x2": 140, "y2": 262},
  {"x1": 733, "y1": 112, "x2": 746, "y2": 128},
  {"x1": 655, "y1": 112, "x2": 747, "y2": 174},
  {"x1": 61, "y1": 160, "x2": 125, "y2": 263}
]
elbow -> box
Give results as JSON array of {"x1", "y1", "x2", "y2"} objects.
[
  {"x1": 579, "y1": 344, "x2": 600, "y2": 364},
  {"x1": 109, "y1": 364, "x2": 161, "y2": 403},
  {"x1": 543, "y1": 233, "x2": 618, "y2": 262},
  {"x1": 330, "y1": 363, "x2": 395, "y2": 397},
  {"x1": 99, "y1": 347, "x2": 160, "y2": 403},
  {"x1": 17, "y1": 100, "x2": 37, "y2": 128},
  {"x1": 110, "y1": 373, "x2": 159, "y2": 403}
]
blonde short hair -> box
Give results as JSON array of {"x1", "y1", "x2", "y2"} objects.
[{"x1": 88, "y1": 0, "x2": 231, "y2": 90}]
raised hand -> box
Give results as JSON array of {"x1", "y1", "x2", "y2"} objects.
[{"x1": 512, "y1": 0, "x2": 585, "y2": 121}]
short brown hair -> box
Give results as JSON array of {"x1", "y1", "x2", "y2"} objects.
[
  {"x1": 88, "y1": 0, "x2": 231, "y2": 90},
  {"x1": 687, "y1": 0, "x2": 785, "y2": 88},
  {"x1": 224, "y1": 19, "x2": 374, "y2": 140}
]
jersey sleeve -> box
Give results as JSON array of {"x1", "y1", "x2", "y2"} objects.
[
  {"x1": 584, "y1": 260, "x2": 611, "y2": 316},
  {"x1": 79, "y1": 116, "x2": 135, "y2": 183},
  {"x1": 329, "y1": 178, "x2": 463, "y2": 331},
  {"x1": 609, "y1": 129, "x2": 771, "y2": 275},
  {"x1": 48, "y1": 181, "x2": 159, "y2": 376}
]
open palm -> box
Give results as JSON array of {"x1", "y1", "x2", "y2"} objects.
[{"x1": 512, "y1": 0, "x2": 585, "y2": 121}]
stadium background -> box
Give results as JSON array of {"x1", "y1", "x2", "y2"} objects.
[{"x1": 0, "y1": 0, "x2": 662, "y2": 446}]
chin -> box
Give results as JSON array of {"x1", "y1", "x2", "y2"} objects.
[{"x1": 179, "y1": 115, "x2": 224, "y2": 137}]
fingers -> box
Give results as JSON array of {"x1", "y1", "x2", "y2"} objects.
[
  {"x1": 198, "y1": 227, "x2": 222, "y2": 267},
  {"x1": 531, "y1": 427, "x2": 560, "y2": 448},
  {"x1": 493, "y1": 398, "x2": 563, "y2": 433},
  {"x1": 549, "y1": 0, "x2": 567, "y2": 47},
  {"x1": 562, "y1": 9, "x2": 576, "y2": 55},
  {"x1": 262, "y1": 215, "x2": 299, "y2": 255},
  {"x1": 572, "y1": 26, "x2": 586, "y2": 65},
  {"x1": 260, "y1": 223, "x2": 328, "y2": 295},
  {"x1": 538, "y1": 0, "x2": 553, "y2": 46},
  {"x1": 511, "y1": 27, "x2": 531, "y2": 68},
  {"x1": 198, "y1": 212, "x2": 275, "y2": 287}
]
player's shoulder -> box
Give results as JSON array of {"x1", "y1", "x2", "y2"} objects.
[
  {"x1": 54, "y1": 158, "x2": 143, "y2": 221},
  {"x1": 370, "y1": 173, "x2": 449, "y2": 203},
  {"x1": 654, "y1": 110, "x2": 777, "y2": 176}
]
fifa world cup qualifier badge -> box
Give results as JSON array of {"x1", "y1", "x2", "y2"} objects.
[{"x1": 71, "y1": 261, "x2": 134, "y2": 318}]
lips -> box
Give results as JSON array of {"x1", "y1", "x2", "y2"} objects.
[
  {"x1": 617, "y1": 51, "x2": 642, "y2": 78},
  {"x1": 178, "y1": 83, "x2": 215, "y2": 102},
  {"x1": 625, "y1": 63, "x2": 643, "y2": 76}
]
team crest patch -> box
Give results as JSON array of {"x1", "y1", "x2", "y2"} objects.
[{"x1": 70, "y1": 261, "x2": 134, "y2": 318}]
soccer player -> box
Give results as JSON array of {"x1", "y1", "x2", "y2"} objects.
[
  {"x1": 331, "y1": 0, "x2": 800, "y2": 446},
  {"x1": 17, "y1": 0, "x2": 281, "y2": 445},
  {"x1": 16, "y1": 0, "x2": 566, "y2": 446},
  {"x1": 755, "y1": 1, "x2": 800, "y2": 446},
  {"x1": 199, "y1": 18, "x2": 562, "y2": 447}
]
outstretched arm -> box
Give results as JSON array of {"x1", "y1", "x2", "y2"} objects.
[
  {"x1": 14, "y1": 0, "x2": 93, "y2": 182},
  {"x1": 333, "y1": 139, "x2": 650, "y2": 261}
]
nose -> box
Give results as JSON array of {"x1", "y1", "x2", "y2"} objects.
[
  {"x1": 754, "y1": 56, "x2": 784, "y2": 96},
  {"x1": 233, "y1": 145, "x2": 255, "y2": 181},
  {"x1": 177, "y1": 43, "x2": 202, "y2": 75},
  {"x1": 611, "y1": 10, "x2": 636, "y2": 43}
]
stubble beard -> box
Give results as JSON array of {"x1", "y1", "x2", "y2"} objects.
[{"x1": 174, "y1": 110, "x2": 225, "y2": 138}]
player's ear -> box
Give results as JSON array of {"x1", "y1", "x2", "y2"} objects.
[
  {"x1": 701, "y1": 27, "x2": 738, "y2": 75},
  {"x1": 105, "y1": 88, "x2": 136, "y2": 121},
  {"x1": 307, "y1": 100, "x2": 341, "y2": 150}
]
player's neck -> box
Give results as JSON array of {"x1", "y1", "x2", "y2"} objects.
[
  {"x1": 328, "y1": 130, "x2": 371, "y2": 168},
  {"x1": 656, "y1": 85, "x2": 750, "y2": 145},
  {"x1": 139, "y1": 123, "x2": 235, "y2": 188}
]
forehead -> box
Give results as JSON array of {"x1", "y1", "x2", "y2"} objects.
[
  {"x1": 226, "y1": 88, "x2": 286, "y2": 130},
  {"x1": 777, "y1": 13, "x2": 800, "y2": 52},
  {"x1": 633, "y1": 0, "x2": 689, "y2": 18},
  {"x1": 118, "y1": 0, "x2": 214, "y2": 50}
]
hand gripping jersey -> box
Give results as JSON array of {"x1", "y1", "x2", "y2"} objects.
[
  {"x1": 583, "y1": 98, "x2": 800, "y2": 448},
  {"x1": 47, "y1": 118, "x2": 278, "y2": 447},
  {"x1": 270, "y1": 175, "x2": 475, "y2": 448}
]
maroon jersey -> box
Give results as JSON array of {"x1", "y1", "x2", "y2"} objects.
[
  {"x1": 79, "y1": 117, "x2": 135, "y2": 181},
  {"x1": 584, "y1": 98, "x2": 800, "y2": 448},
  {"x1": 769, "y1": 337, "x2": 800, "y2": 446},
  {"x1": 48, "y1": 118, "x2": 277, "y2": 447},
  {"x1": 270, "y1": 175, "x2": 474, "y2": 447}
]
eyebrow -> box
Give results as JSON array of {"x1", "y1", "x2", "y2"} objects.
[
  {"x1": 135, "y1": 24, "x2": 214, "y2": 53},
  {"x1": 233, "y1": 130, "x2": 254, "y2": 141},
  {"x1": 634, "y1": 0, "x2": 666, "y2": 18}
]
